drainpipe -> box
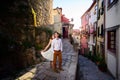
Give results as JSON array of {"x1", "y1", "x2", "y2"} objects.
[{"x1": 104, "y1": 0, "x2": 106, "y2": 59}]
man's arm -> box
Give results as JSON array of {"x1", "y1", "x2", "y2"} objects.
[{"x1": 60, "y1": 39, "x2": 63, "y2": 52}]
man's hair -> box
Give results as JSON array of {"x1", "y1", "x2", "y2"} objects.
[
  {"x1": 54, "y1": 31, "x2": 59, "y2": 35},
  {"x1": 54, "y1": 31, "x2": 61, "y2": 38}
]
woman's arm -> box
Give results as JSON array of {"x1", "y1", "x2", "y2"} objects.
[{"x1": 43, "y1": 39, "x2": 52, "y2": 51}]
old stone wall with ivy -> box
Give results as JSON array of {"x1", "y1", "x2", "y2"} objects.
[
  {"x1": 0, "y1": 0, "x2": 53, "y2": 78},
  {"x1": 30, "y1": 0, "x2": 53, "y2": 26}
]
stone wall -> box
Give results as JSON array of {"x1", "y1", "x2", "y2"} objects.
[
  {"x1": 29, "y1": 0, "x2": 53, "y2": 26},
  {"x1": 0, "y1": 0, "x2": 53, "y2": 79}
]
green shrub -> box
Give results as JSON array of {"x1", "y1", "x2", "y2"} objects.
[
  {"x1": 35, "y1": 27, "x2": 53, "y2": 37},
  {"x1": 22, "y1": 40, "x2": 33, "y2": 49},
  {"x1": 35, "y1": 44, "x2": 43, "y2": 51},
  {"x1": 84, "y1": 51, "x2": 92, "y2": 60},
  {"x1": 94, "y1": 53, "x2": 103, "y2": 62}
]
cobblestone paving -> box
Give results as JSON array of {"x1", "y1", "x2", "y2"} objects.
[
  {"x1": 77, "y1": 55, "x2": 115, "y2": 80},
  {"x1": 16, "y1": 39, "x2": 78, "y2": 80}
]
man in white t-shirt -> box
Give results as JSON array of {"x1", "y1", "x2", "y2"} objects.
[{"x1": 51, "y1": 32, "x2": 64, "y2": 73}]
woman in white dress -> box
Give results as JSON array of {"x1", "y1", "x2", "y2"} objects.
[{"x1": 41, "y1": 34, "x2": 54, "y2": 68}]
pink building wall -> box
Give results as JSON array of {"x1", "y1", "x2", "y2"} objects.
[{"x1": 81, "y1": 13, "x2": 89, "y2": 31}]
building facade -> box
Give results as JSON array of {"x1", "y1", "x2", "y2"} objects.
[
  {"x1": 81, "y1": 0, "x2": 120, "y2": 79},
  {"x1": 61, "y1": 15, "x2": 70, "y2": 38},
  {"x1": 105, "y1": 0, "x2": 120, "y2": 79},
  {"x1": 81, "y1": 11, "x2": 89, "y2": 35},
  {"x1": 96, "y1": 0, "x2": 105, "y2": 57},
  {"x1": 88, "y1": 1, "x2": 97, "y2": 53},
  {"x1": 52, "y1": 7, "x2": 62, "y2": 34},
  {"x1": 81, "y1": 1, "x2": 97, "y2": 54}
]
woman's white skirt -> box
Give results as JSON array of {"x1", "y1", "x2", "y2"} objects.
[{"x1": 41, "y1": 48, "x2": 53, "y2": 61}]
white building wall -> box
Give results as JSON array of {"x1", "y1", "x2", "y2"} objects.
[
  {"x1": 117, "y1": 27, "x2": 120, "y2": 79},
  {"x1": 105, "y1": 0, "x2": 120, "y2": 79},
  {"x1": 88, "y1": 3, "x2": 97, "y2": 51},
  {"x1": 89, "y1": 3, "x2": 97, "y2": 26},
  {"x1": 89, "y1": 6, "x2": 97, "y2": 25},
  {"x1": 106, "y1": 1, "x2": 120, "y2": 28},
  {"x1": 107, "y1": 51, "x2": 117, "y2": 77}
]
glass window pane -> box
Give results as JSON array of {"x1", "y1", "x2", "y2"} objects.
[
  {"x1": 111, "y1": 37, "x2": 114, "y2": 40},
  {"x1": 110, "y1": 0, "x2": 114, "y2": 3},
  {"x1": 111, "y1": 41, "x2": 114, "y2": 44},
  {"x1": 111, "y1": 45, "x2": 114, "y2": 49}
]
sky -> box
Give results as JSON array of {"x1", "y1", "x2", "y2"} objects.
[{"x1": 53, "y1": 0, "x2": 93, "y2": 29}]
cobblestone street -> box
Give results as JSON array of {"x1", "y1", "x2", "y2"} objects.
[{"x1": 16, "y1": 39, "x2": 78, "y2": 80}]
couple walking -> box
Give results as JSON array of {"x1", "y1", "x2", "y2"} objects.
[{"x1": 41, "y1": 32, "x2": 64, "y2": 73}]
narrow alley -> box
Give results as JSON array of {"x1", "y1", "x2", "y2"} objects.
[
  {"x1": 1, "y1": 0, "x2": 120, "y2": 80},
  {"x1": 76, "y1": 55, "x2": 114, "y2": 80},
  {"x1": 72, "y1": 36, "x2": 114, "y2": 80}
]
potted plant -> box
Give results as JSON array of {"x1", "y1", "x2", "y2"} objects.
[{"x1": 98, "y1": 58, "x2": 107, "y2": 72}]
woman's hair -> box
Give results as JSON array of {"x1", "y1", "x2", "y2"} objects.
[{"x1": 50, "y1": 34, "x2": 54, "y2": 40}]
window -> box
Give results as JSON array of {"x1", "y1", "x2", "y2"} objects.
[
  {"x1": 94, "y1": 5, "x2": 97, "y2": 15},
  {"x1": 98, "y1": 25, "x2": 104, "y2": 37},
  {"x1": 98, "y1": 27, "x2": 100, "y2": 37},
  {"x1": 108, "y1": 0, "x2": 114, "y2": 4},
  {"x1": 108, "y1": 0, "x2": 118, "y2": 9},
  {"x1": 107, "y1": 30, "x2": 116, "y2": 53},
  {"x1": 89, "y1": 12, "x2": 91, "y2": 18},
  {"x1": 85, "y1": 14, "x2": 89, "y2": 21},
  {"x1": 100, "y1": 24, "x2": 104, "y2": 36},
  {"x1": 95, "y1": 5, "x2": 97, "y2": 11},
  {"x1": 93, "y1": 37, "x2": 96, "y2": 43},
  {"x1": 102, "y1": 0, "x2": 104, "y2": 7},
  {"x1": 100, "y1": 0, "x2": 104, "y2": 15},
  {"x1": 97, "y1": 9, "x2": 100, "y2": 20},
  {"x1": 93, "y1": 22, "x2": 97, "y2": 31},
  {"x1": 86, "y1": 25, "x2": 90, "y2": 33}
]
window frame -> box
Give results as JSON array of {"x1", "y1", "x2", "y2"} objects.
[
  {"x1": 100, "y1": 0, "x2": 104, "y2": 15},
  {"x1": 97, "y1": 9, "x2": 100, "y2": 20},
  {"x1": 94, "y1": 5, "x2": 97, "y2": 15},
  {"x1": 100, "y1": 24, "x2": 104, "y2": 37},
  {"x1": 107, "y1": 0, "x2": 118, "y2": 9},
  {"x1": 107, "y1": 30, "x2": 116, "y2": 54},
  {"x1": 97, "y1": 27, "x2": 100, "y2": 37}
]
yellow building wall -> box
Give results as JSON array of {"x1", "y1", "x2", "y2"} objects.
[{"x1": 96, "y1": 0, "x2": 104, "y2": 53}]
